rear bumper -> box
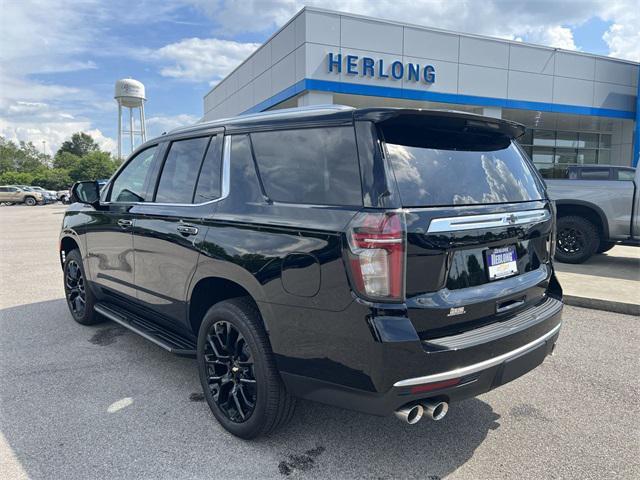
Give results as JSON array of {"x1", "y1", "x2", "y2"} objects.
[{"x1": 279, "y1": 296, "x2": 562, "y2": 417}]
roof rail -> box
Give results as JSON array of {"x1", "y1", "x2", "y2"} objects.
[{"x1": 169, "y1": 104, "x2": 354, "y2": 135}]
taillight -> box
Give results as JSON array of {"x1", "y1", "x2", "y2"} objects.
[{"x1": 346, "y1": 211, "x2": 406, "y2": 302}]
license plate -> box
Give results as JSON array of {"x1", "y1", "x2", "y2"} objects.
[{"x1": 486, "y1": 245, "x2": 518, "y2": 280}]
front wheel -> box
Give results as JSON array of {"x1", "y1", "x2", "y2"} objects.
[
  {"x1": 554, "y1": 215, "x2": 598, "y2": 264},
  {"x1": 197, "y1": 298, "x2": 295, "y2": 439},
  {"x1": 63, "y1": 249, "x2": 103, "y2": 325},
  {"x1": 24, "y1": 196, "x2": 36, "y2": 206}
]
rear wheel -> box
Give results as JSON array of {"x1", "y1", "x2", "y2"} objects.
[
  {"x1": 63, "y1": 249, "x2": 102, "y2": 325},
  {"x1": 554, "y1": 215, "x2": 598, "y2": 264},
  {"x1": 197, "y1": 298, "x2": 295, "y2": 439},
  {"x1": 24, "y1": 196, "x2": 36, "y2": 206}
]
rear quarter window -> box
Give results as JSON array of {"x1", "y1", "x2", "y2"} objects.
[{"x1": 250, "y1": 126, "x2": 362, "y2": 206}]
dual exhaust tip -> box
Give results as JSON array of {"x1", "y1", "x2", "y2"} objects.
[{"x1": 394, "y1": 400, "x2": 449, "y2": 424}]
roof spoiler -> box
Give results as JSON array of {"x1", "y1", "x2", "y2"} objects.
[{"x1": 353, "y1": 108, "x2": 525, "y2": 139}]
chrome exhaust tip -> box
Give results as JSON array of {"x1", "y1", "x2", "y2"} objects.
[
  {"x1": 394, "y1": 404, "x2": 424, "y2": 424},
  {"x1": 421, "y1": 400, "x2": 449, "y2": 421}
]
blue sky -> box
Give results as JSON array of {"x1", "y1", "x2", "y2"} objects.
[{"x1": 1, "y1": 0, "x2": 638, "y2": 155}]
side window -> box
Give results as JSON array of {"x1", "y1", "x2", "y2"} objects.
[
  {"x1": 194, "y1": 135, "x2": 223, "y2": 203},
  {"x1": 579, "y1": 168, "x2": 611, "y2": 180},
  {"x1": 155, "y1": 137, "x2": 210, "y2": 204},
  {"x1": 110, "y1": 146, "x2": 157, "y2": 202},
  {"x1": 0, "y1": 187, "x2": 6, "y2": 192},
  {"x1": 217, "y1": 135, "x2": 263, "y2": 214},
  {"x1": 617, "y1": 169, "x2": 635, "y2": 181},
  {"x1": 250, "y1": 127, "x2": 362, "y2": 206}
]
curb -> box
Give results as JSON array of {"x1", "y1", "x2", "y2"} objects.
[{"x1": 563, "y1": 295, "x2": 640, "y2": 316}]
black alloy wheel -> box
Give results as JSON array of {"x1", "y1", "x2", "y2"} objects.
[
  {"x1": 65, "y1": 259, "x2": 86, "y2": 318},
  {"x1": 62, "y1": 249, "x2": 101, "y2": 325},
  {"x1": 197, "y1": 298, "x2": 295, "y2": 439},
  {"x1": 554, "y1": 215, "x2": 598, "y2": 264},
  {"x1": 203, "y1": 320, "x2": 257, "y2": 423},
  {"x1": 557, "y1": 227, "x2": 586, "y2": 255}
]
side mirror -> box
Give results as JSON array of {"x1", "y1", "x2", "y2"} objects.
[{"x1": 70, "y1": 181, "x2": 100, "y2": 205}]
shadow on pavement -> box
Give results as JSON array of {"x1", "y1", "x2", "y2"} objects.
[
  {"x1": 555, "y1": 252, "x2": 640, "y2": 281},
  {"x1": 1, "y1": 299, "x2": 501, "y2": 479}
]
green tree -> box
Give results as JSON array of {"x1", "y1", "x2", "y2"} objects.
[
  {"x1": 0, "y1": 171, "x2": 35, "y2": 186},
  {"x1": 53, "y1": 151, "x2": 81, "y2": 170},
  {"x1": 32, "y1": 168, "x2": 73, "y2": 190},
  {"x1": 69, "y1": 151, "x2": 119, "y2": 182},
  {"x1": 0, "y1": 138, "x2": 46, "y2": 173},
  {"x1": 57, "y1": 132, "x2": 100, "y2": 157}
]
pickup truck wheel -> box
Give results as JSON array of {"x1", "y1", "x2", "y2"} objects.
[
  {"x1": 596, "y1": 241, "x2": 616, "y2": 254},
  {"x1": 555, "y1": 216, "x2": 598, "y2": 264},
  {"x1": 63, "y1": 249, "x2": 102, "y2": 325},
  {"x1": 197, "y1": 298, "x2": 296, "y2": 439},
  {"x1": 24, "y1": 196, "x2": 36, "y2": 206}
]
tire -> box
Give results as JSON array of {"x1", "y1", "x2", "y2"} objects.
[
  {"x1": 63, "y1": 249, "x2": 103, "y2": 325},
  {"x1": 554, "y1": 215, "x2": 599, "y2": 264},
  {"x1": 197, "y1": 297, "x2": 296, "y2": 439},
  {"x1": 24, "y1": 196, "x2": 36, "y2": 206},
  {"x1": 596, "y1": 241, "x2": 616, "y2": 254}
]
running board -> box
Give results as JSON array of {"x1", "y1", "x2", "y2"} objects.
[{"x1": 94, "y1": 303, "x2": 196, "y2": 356}]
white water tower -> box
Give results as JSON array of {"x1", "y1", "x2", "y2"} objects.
[{"x1": 115, "y1": 78, "x2": 147, "y2": 159}]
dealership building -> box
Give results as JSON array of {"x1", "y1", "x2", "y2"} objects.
[{"x1": 203, "y1": 7, "x2": 640, "y2": 168}]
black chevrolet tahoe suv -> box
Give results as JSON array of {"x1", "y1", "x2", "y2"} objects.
[{"x1": 61, "y1": 106, "x2": 563, "y2": 438}]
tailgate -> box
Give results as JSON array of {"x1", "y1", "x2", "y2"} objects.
[{"x1": 404, "y1": 201, "x2": 554, "y2": 338}]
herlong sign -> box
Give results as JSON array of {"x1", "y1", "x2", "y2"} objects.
[{"x1": 327, "y1": 52, "x2": 436, "y2": 84}]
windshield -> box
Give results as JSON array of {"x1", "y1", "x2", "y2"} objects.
[{"x1": 385, "y1": 141, "x2": 544, "y2": 207}]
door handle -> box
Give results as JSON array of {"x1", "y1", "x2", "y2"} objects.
[
  {"x1": 177, "y1": 225, "x2": 199, "y2": 236},
  {"x1": 117, "y1": 219, "x2": 133, "y2": 228}
]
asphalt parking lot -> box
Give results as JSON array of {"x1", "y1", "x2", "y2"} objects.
[{"x1": 1, "y1": 204, "x2": 639, "y2": 480}]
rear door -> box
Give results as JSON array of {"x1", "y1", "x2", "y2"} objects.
[
  {"x1": 131, "y1": 132, "x2": 224, "y2": 329},
  {"x1": 378, "y1": 117, "x2": 553, "y2": 339}
]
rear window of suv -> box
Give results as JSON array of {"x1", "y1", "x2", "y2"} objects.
[
  {"x1": 250, "y1": 127, "x2": 362, "y2": 206},
  {"x1": 385, "y1": 141, "x2": 543, "y2": 207}
]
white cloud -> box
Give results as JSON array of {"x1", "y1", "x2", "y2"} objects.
[
  {"x1": 600, "y1": 5, "x2": 640, "y2": 62},
  {"x1": 515, "y1": 25, "x2": 577, "y2": 51},
  {"x1": 184, "y1": 0, "x2": 639, "y2": 60},
  {"x1": 155, "y1": 38, "x2": 260, "y2": 83},
  {"x1": 146, "y1": 113, "x2": 200, "y2": 136},
  {"x1": 0, "y1": 115, "x2": 116, "y2": 156}
]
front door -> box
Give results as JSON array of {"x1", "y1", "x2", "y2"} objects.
[
  {"x1": 132, "y1": 133, "x2": 223, "y2": 330},
  {"x1": 84, "y1": 145, "x2": 158, "y2": 303}
]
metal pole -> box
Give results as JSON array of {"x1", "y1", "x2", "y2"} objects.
[
  {"x1": 129, "y1": 107, "x2": 134, "y2": 153},
  {"x1": 140, "y1": 102, "x2": 146, "y2": 142},
  {"x1": 117, "y1": 103, "x2": 122, "y2": 160}
]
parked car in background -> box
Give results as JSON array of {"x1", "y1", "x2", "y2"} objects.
[
  {"x1": 29, "y1": 186, "x2": 58, "y2": 203},
  {"x1": 14, "y1": 185, "x2": 56, "y2": 204},
  {"x1": 57, "y1": 189, "x2": 71, "y2": 204},
  {"x1": 543, "y1": 164, "x2": 639, "y2": 263},
  {"x1": 0, "y1": 185, "x2": 44, "y2": 206},
  {"x1": 61, "y1": 106, "x2": 562, "y2": 439}
]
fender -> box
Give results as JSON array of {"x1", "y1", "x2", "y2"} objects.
[
  {"x1": 554, "y1": 199, "x2": 610, "y2": 239},
  {"x1": 186, "y1": 254, "x2": 275, "y2": 332}
]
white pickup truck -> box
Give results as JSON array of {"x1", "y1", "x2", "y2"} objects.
[{"x1": 544, "y1": 164, "x2": 639, "y2": 263}]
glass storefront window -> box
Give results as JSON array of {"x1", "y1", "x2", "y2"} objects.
[
  {"x1": 578, "y1": 133, "x2": 598, "y2": 148},
  {"x1": 577, "y1": 149, "x2": 597, "y2": 164},
  {"x1": 598, "y1": 149, "x2": 611, "y2": 164},
  {"x1": 531, "y1": 147, "x2": 554, "y2": 163},
  {"x1": 599, "y1": 134, "x2": 612, "y2": 148},
  {"x1": 518, "y1": 129, "x2": 533, "y2": 146},
  {"x1": 555, "y1": 148, "x2": 577, "y2": 164},
  {"x1": 533, "y1": 130, "x2": 555, "y2": 147},
  {"x1": 556, "y1": 131, "x2": 578, "y2": 148}
]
